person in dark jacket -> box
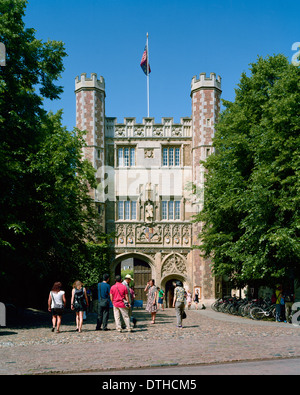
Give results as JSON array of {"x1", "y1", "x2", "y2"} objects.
[{"x1": 96, "y1": 274, "x2": 111, "y2": 331}]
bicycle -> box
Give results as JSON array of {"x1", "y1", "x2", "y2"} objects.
[{"x1": 250, "y1": 303, "x2": 276, "y2": 320}]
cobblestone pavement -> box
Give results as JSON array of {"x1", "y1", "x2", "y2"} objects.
[{"x1": 0, "y1": 307, "x2": 299, "y2": 375}]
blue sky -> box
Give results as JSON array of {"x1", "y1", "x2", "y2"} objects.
[{"x1": 24, "y1": 0, "x2": 300, "y2": 130}]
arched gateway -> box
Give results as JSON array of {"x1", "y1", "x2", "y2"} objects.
[
  {"x1": 75, "y1": 71, "x2": 222, "y2": 305},
  {"x1": 112, "y1": 250, "x2": 192, "y2": 305},
  {"x1": 112, "y1": 253, "x2": 153, "y2": 301}
]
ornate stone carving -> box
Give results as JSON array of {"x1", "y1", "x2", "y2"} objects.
[
  {"x1": 116, "y1": 223, "x2": 191, "y2": 247},
  {"x1": 115, "y1": 127, "x2": 125, "y2": 137},
  {"x1": 126, "y1": 225, "x2": 134, "y2": 244},
  {"x1": 173, "y1": 225, "x2": 180, "y2": 245},
  {"x1": 153, "y1": 127, "x2": 163, "y2": 137},
  {"x1": 172, "y1": 126, "x2": 182, "y2": 137},
  {"x1": 134, "y1": 126, "x2": 145, "y2": 137},
  {"x1": 116, "y1": 224, "x2": 125, "y2": 244},
  {"x1": 182, "y1": 224, "x2": 191, "y2": 245},
  {"x1": 136, "y1": 224, "x2": 162, "y2": 243},
  {"x1": 144, "y1": 148, "x2": 154, "y2": 158},
  {"x1": 162, "y1": 225, "x2": 170, "y2": 244},
  {"x1": 161, "y1": 254, "x2": 187, "y2": 277}
]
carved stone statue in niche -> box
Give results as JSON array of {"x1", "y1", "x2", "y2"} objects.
[{"x1": 145, "y1": 201, "x2": 154, "y2": 223}]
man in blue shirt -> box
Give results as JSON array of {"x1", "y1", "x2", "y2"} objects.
[{"x1": 96, "y1": 273, "x2": 111, "y2": 331}]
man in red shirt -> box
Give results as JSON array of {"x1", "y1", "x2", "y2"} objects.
[{"x1": 110, "y1": 275, "x2": 132, "y2": 332}]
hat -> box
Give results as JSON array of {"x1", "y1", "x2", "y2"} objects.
[{"x1": 124, "y1": 274, "x2": 134, "y2": 281}]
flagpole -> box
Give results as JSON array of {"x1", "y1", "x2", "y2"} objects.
[{"x1": 147, "y1": 32, "x2": 150, "y2": 117}]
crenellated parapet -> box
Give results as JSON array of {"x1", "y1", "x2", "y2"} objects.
[
  {"x1": 105, "y1": 116, "x2": 192, "y2": 139},
  {"x1": 75, "y1": 72, "x2": 105, "y2": 94},
  {"x1": 191, "y1": 72, "x2": 221, "y2": 95}
]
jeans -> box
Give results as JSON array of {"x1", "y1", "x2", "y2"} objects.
[
  {"x1": 97, "y1": 301, "x2": 109, "y2": 329},
  {"x1": 276, "y1": 304, "x2": 285, "y2": 321}
]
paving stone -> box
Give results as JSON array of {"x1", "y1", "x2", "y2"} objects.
[{"x1": 0, "y1": 308, "x2": 299, "y2": 374}]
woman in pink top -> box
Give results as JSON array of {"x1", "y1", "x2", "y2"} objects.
[{"x1": 110, "y1": 275, "x2": 132, "y2": 332}]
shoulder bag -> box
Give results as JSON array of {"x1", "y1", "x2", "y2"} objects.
[
  {"x1": 99, "y1": 283, "x2": 110, "y2": 307},
  {"x1": 51, "y1": 291, "x2": 64, "y2": 315},
  {"x1": 116, "y1": 284, "x2": 129, "y2": 308}
]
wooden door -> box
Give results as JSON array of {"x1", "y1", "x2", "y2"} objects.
[{"x1": 133, "y1": 258, "x2": 152, "y2": 301}]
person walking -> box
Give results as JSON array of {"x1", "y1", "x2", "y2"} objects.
[
  {"x1": 173, "y1": 280, "x2": 186, "y2": 329},
  {"x1": 48, "y1": 282, "x2": 66, "y2": 333},
  {"x1": 194, "y1": 289, "x2": 200, "y2": 310},
  {"x1": 157, "y1": 287, "x2": 165, "y2": 311},
  {"x1": 186, "y1": 289, "x2": 192, "y2": 310},
  {"x1": 145, "y1": 279, "x2": 158, "y2": 324},
  {"x1": 283, "y1": 286, "x2": 295, "y2": 323},
  {"x1": 110, "y1": 275, "x2": 132, "y2": 333},
  {"x1": 123, "y1": 274, "x2": 137, "y2": 328},
  {"x1": 275, "y1": 284, "x2": 284, "y2": 322},
  {"x1": 71, "y1": 281, "x2": 89, "y2": 333},
  {"x1": 96, "y1": 274, "x2": 111, "y2": 331}
]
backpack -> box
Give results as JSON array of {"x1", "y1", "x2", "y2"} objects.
[{"x1": 74, "y1": 287, "x2": 86, "y2": 307}]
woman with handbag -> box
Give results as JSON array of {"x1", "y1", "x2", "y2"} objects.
[
  {"x1": 71, "y1": 280, "x2": 89, "y2": 333},
  {"x1": 48, "y1": 282, "x2": 66, "y2": 333}
]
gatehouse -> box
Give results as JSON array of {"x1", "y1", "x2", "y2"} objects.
[{"x1": 75, "y1": 71, "x2": 223, "y2": 305}]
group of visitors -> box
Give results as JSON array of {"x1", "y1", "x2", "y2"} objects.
[
  {"x1": 186, "y1": 289, "x2": 201, "y2": 310},
  {"x1": 47, "y1": 276, "x2": 194, "y2": 333},
  {"x1": 48, "y1": 274, "x2": 138, "y2": 333},
  {"x1": 48, "y1": 280, "x2": 90, "y2": 333}
]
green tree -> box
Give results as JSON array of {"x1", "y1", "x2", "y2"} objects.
[
  {"x1": 77, "y1": 240, "x2": 112, "y2": 288},
  {"x1": 196, "y1": 54, "x2": 300, "y2": 287},
  {"x1": 0, "y1": 0, "x2": 106, "y2": 307}
]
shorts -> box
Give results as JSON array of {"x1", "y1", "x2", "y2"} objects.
[
  {"x1": 158, "y1": 298, "x2": 163, "y2": 304},
  {"x1": 74, "y1": 302, "x2": 87, "y2": 312},
  {"x1": 51, "y1": 308, "x2": 64, "y2": 316}
]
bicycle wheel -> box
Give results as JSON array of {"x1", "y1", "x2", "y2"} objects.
[
  {"x1": 271, "y1": 305, "x2": 276, "y2": 320},
  {"x1": 250, "y1": 307, "x2": 265, "y2": 320},
  {"x1": 242, "y1": 304, "x2": 252, "y2": 317}
]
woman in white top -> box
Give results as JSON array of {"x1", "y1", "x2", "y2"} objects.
[{"x1": 48, "y1": 282, "x2": 66, "y2": 333}]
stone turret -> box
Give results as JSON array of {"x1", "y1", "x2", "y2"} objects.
[
  {"x1": 191, "y1": 72, "x2": 222, "y2": 303},
  {"x1": 191, "y1": 72, "x2": 222, "y2": 200},
  {"x1": 75, "y1": 73, "x2": 106, "y2": 230}
]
